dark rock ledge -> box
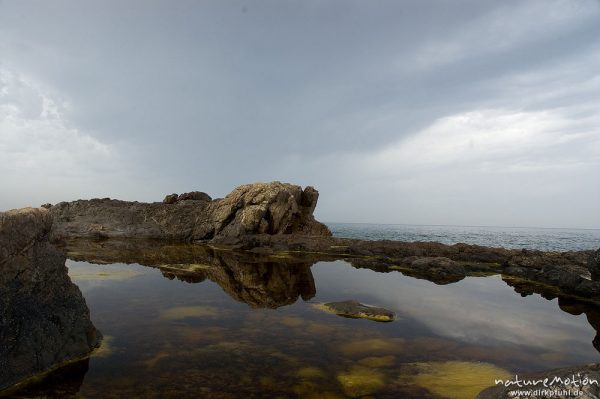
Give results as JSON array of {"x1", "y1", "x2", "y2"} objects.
[{"x1": 0, "y1": 208, "x2": 101, "y2": 393}]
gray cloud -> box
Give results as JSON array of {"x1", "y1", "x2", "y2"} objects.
[{"x1": 0, "y1": 0, "x2": 599, "y2": 227}]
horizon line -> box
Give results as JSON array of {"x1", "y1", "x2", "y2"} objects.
[{"x1": 323, "y1": 221, "x2": 600, "y2": 231}]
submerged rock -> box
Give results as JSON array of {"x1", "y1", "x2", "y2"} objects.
[
  {"x1": 0, "y1": 208, "x2": 101, "y2": 392},
  {"x1": 49, "y1": 181, "x2": 331, "y2": 242},
  {"x1": 398, "y1": 361, "x2": 511, "y2": 399},
  {"x1": 316, "y1": 300, "x2": 395, "y2": 322}
]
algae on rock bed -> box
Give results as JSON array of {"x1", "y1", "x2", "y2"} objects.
[{"x1": 397, "y1": 361, "x2": 511, "y2": 399}]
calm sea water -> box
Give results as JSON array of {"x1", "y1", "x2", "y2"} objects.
[{"x1": 327, "y1": 223, "x2": 600, "y2": 252}]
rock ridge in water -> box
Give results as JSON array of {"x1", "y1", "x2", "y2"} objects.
[
  {"x1": 0, "y1": 208, "x2": 101, "y2": 391},
  {"x1": 48, "y1": 181, "x2": 331, "y2": 242}
]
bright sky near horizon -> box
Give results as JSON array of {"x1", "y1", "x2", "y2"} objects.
[{"x1": 1, "y1": 0, "x2": 599, "y2": 228}]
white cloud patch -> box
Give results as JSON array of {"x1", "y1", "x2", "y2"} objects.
[
  {"x1": 0, "y1": 68, "x2": 125, "y2": 209},
  {"x1": 365, "y1": 108, "x2": 600, "y2": 176}
]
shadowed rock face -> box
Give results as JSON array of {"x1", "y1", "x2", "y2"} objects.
[
  {"x1": 48, "y1": 182, "x2": 331, "y2": 242},
  {"x1": 0, "y1": 208, "x2": 101, "y2": 392}
]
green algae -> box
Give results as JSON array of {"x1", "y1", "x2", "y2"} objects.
[
  {"x1": 92, "y1": 335, "x2": 115, "y2": 358},
  {"x1": 159, "y1": 263, "x2": 212, "y2": 272},
  {"x1": 336, "y1": 366, "x2": 386, "y2": 397},
  {"x1": 398, "y1": 361, "x2": 512, "y2": 399},
  {"x1": 312, "y1": 303, "x2": 395, "y2": 322},
  {"x1": 69, "y1": 268, "x2": 143, "y2": 281},
  {"x1": 338, "y1": 337, "x2": 405, "y2": 358},
  {"x1": 357, "y1": 355, "x2": 396, "y2": 368},
  {"x1": 160, "y1": 305, "x2": 220, "y2": 320},
  {"x1": 296, "y1": 367, "x2": 328, "y2": 380}
]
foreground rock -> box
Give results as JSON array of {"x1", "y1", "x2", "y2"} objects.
[
  {"x1": 49, "y1": 182, "x2": 331, "y2": 242},
  {"x1": 315, "y1": 300, "x2": 395, "y2": 322},
  {"x1": 0, "y1": 208, "x2": 101, "y2": 392},
  {"x1": 477, "y1": 364, "x2": 600, "y2": 399}
]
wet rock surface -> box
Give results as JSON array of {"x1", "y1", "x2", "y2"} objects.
[
  {"x1": 0, "y1": 208, "x2": 101, "y2": 392},
  {"x1": 589, "y1": 248, "x2": 600, "y2": 281},
  {"x1": 317, "y1": 300, "x2": 395, "y2": 322},
  {"x1": 49, "y1": 181, "x2": 330, "y2": 242},
  {"x1": 476, "y1": 363, "x2": 600, "y2": 399}
]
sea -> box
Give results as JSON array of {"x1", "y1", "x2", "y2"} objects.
[{"x1": 327, "y1": 222, "x2": 600, "y2": 252}]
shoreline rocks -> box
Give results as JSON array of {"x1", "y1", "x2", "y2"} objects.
[
  {"x1": 48, "y1": 181, "x2": 331, "y2": 242},
  {"x1": 38, "y1": 180, "x2": 600, "y2": 303},
  {"x1": 0, "y1": 208, "x2": 101, "y2": 392}
]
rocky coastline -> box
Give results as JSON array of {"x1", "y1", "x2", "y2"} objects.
[
  {"x1": 2, "y1": 181, "x2": 600, "y2": 397},
  {"x1": 43, "y1": 181, "x2": 600, "y2": 304}
]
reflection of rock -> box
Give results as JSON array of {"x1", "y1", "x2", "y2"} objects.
[
  {"x1": 235, "y1": 234, "x2": 600, "y2": 301},
  {"x1": 204, "y1": 255, "x2": 316, "y2": 308},
  {"x1": 63, "y1": 239, "x2": 316, "y2": 309},
  {"x1": 558, "y1": 297, "x2": 600, "y2": 353},
  {"x1": 315, "y1": 300, "x2": 395, "y2": 322},
  {"x1": 3, "y1": 359, "x2": 90, "y2": 398},
  {"x1": 476, "y1": 364, "x2": 600, "y2": 399},
  {"x1": 49, "y1": 181, "x2": 331, "y2": 242},
  {"x1": 0, "y1": 208, "x2": 101, "y2": 392}
]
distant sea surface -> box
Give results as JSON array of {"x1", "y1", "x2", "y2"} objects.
[{"x1": 327, "y1": 222, "x2": 600, "y2": 252}]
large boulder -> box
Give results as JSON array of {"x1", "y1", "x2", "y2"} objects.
[
  {"x1": 48, "y1": 182, "x2": 331, "y2": 242},
  {"x1": 210, "y1": 182, "x2": 330, "y2": 241},
  {"x1": 0, "y1": 208, "x2": 101, "y2": 391}
]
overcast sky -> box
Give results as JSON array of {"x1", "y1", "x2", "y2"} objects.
[{"x1": 1, "y1": 0, "x2": 599, "y2": 228}]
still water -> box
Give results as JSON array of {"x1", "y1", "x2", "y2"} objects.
[{"x1": 9, "y1": 251, "x2": 600, "y2": 399}]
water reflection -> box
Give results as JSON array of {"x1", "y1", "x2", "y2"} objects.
[
  {"x1": 7, "y1": 239, "x2": 600, "y2": 398},
  {"x1": 61, "y1": 239, "x2": 600, "y2": 357}
]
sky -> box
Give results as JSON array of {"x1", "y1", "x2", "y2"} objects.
[{"x1": 0, "y1": 0, "x2": 599, "y2": 228}]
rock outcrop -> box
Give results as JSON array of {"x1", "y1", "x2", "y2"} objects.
[
  {"x1": 315, "y1": 300, "x2": 395, "y2": 322},
  {"x1": 49, "y1": 182, "x2": 331, "y2": 242},
  {"x1": 0, "y1": 208, "x2": 101, "y2": 392}
]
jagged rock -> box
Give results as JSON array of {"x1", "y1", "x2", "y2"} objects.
[
  {"x1": 476, "y1": 363, "x2": 600, "y2": 398},
  {"x1": 178, "y1": 191, "x2": 212, "y2": 202},
  {"x1": 589, "y1": 248, "x2": 600, "y2": 281},
  {"x1": 0, "y1": 208, "x2": 101, "y2": 391},
  {"x1": 163, "y1": 193, "x2": 179, "y2": 204},
  {"x1": 41, "y1": 203, "x2": 52, "y2": 209},
  {"x1": 49, "y1": 182, "x2": 331, "y2": 242},
  {"x1": 316, "y1": 300, "x2": 395, "y2": 322}
]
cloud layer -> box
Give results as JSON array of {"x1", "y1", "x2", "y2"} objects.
[{"x1": 1, "y1": 0, "x2": 599, "y2": 227}]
